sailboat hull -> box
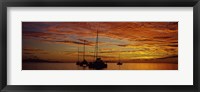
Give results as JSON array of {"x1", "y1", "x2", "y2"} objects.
[{"x1": 117, "y1": 62, "x2": 123, "y2": 65}]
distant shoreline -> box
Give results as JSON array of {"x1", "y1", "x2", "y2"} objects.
[
  {"x1": 23, "y1": 61, "x2": 178, "y2": 64},
  {"x1": 22, "y1": 58, "x2": 178, "y2": 64}
]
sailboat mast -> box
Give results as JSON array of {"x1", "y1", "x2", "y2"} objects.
[
  {"x1": 83, "y1": 40, "x2": 85, "y2": 60},
  {"x1": 119, "y1": 52, "x2": 120, "y2": 62},
  {"x1": 78, "y1": 47, "x2": 79, "y2": 62},
  {"x1": 96, "y1": 29, "x2": 99, "y2": 58}
]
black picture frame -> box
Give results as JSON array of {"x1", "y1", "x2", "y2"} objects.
[{"x1": 0, "y1": 0, "x2": 199, "y2": 92}]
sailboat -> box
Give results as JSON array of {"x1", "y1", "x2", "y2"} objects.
[
  {"x1": 80, "y1": 40, "x2": 89, "y2": 67},
  {"x1": 88, "y1": 27, "x2": 107, "y2": 69},
  {"x1": 76, "y1": 47, "x2": 80, "y2": 65},
  {"x1": 117, "y1": 52, "x2": 123, "y2": 65},
  {"x1": 117, "y1": 62, "x2": 123, "y2": 65}
]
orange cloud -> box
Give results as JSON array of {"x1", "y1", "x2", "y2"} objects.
[{"x1": 22, "y1": 22, "x2": 178, "y2": 62}]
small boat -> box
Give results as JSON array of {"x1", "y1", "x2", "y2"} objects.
[
  {"x1": 79, "y1": 40, "x2": 89, "y2": 67},
  {"x1": 88, "y1": 28, "x2": 107, "y2": 69},
  {"x1": 117, "y1": 52, "x2": 123, "y2": 65},
  {"x1": 89, "y1": 58, "x2": 107, "y2": 69},
  {"x1": 80, "y1": 59, "x2": 88, "y2": 67},
  {"x1": 117, "y1": 62, "x2": 123, "y2": 65},
  {"x1": 76, "y1": 47, "x2": 80, "y2": 65},
  {"x1": 76, "y1": 61, "x2": 80, "y2": 65}
]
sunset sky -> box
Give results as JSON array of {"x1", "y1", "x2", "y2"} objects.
[{"x1": 22, "y1": 22, "x2": 178, "y2": 63}]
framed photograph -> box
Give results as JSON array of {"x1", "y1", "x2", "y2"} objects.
[{"x1": 0, "y1": 0, "x2": 199, "y2": 92}]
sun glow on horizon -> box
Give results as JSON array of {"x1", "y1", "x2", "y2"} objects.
[{"x1": 22, "y1": 22, "x2": 178, "y2": 63}]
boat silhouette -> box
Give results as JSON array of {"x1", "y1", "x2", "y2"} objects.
[
  {"x1": 88, "y1": 26, "x2": 107, "y2": 69},
  {"x1": 89, "y1": 58, "x2": 107, "y2": 69},
  {"x1": 117, "y1": 51, "x2": 123, "y2": 65},
  {"x1": 76, "y1": 24, "x2": 107, "y2": 69},
  {"x1": 117, "y1": 62, "x2": 123, "y2": 65},
  {"x1": 76, "y1": 46, "x2": 80, "y2": 65},
  {"x1": 79, "y1": 40, "x2": 89, "y2": 67},
  {"x1": 80, "y1": 59, "x2": 88, "y2": 67},
  {"x1": 76, "y1": 61, "x2": 80, "y2": 65}
]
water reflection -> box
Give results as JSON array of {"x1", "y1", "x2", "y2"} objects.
[{"x1": 23, "y1": 63, "x2": 178, "y2": 70}]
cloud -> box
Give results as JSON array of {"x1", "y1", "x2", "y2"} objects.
[
  {"x1": 117, "y1": 44, "x2": 128, "y2": 47},
  {"x1": 23, "y1": 47, "x2": 49, "y2": 55},
  {"x1": 157, "y1": 55, "x2": 178, "y2": 59},
  {"x1": 22, "y1": 22, "x2": 178, "y2": 61},
  {"x1": 55, "y1": 40, "x2": 83, "y2": 45},
  {"x1": 23, "y1": 22, "x2": 178, "y2": 45},
  {"x1": 53, "y1": 39, "x2": 96, "y2": 46},
  {"x1": 85, "y1": 55, "x2": 116, "y2": 59}
]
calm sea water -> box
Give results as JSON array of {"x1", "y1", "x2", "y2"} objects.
[{"x1": 22, "y1": 63, "x2": 178, "y2": 70}]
